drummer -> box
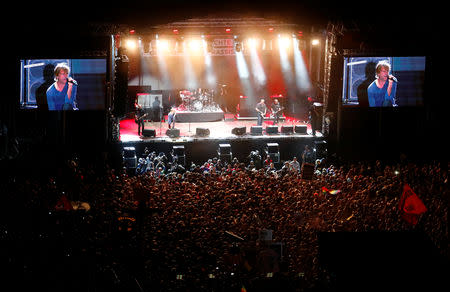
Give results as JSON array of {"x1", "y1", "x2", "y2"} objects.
[{"x1": 196, "y1": 87, "x2": 203, "y2": 99}]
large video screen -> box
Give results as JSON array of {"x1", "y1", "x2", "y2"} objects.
[
  {"x1": 342, "y1": 56, "x2": 426, "y2": 107},
  {"x1": 20, "y1": 58, "x2": 107, "y2": 110}
]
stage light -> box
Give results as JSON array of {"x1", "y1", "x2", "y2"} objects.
[
  {"x1": 293, "y1": 38, "x2": 312, "y2": 92},
  {"x1": 246, "y1": 38, "x2": 260, "y2": 50},
  {"x1": 188, "y1": 39, "x2": 203, "y2": 52},
  {"x1": 157, "y1": 39, "x2": 170, "y2": 53},
  {"x1": 249, "y1": 39, "x2": 266, "y2": 85},
  {"x1": 268, "y1": 27, "x2": 274, "y2": 32},
  {"x1": 311, "y1": 39, "x2": 320, "y2": 46},
  {"x1": 262, "y1": 39, "x2": 272, "y2": 50},
  {"x1": 225, "y1": 28, "x2": 232, "y2": 33},
  {"x1": 172, "y1": 29, "x2": 179, "y2": 34},
  {"x1": 125, "y1": 39, "x2": 137, "y2": 51},
  {"x1": 278, "y1": 36, "x2": 291, "y2": 49}
]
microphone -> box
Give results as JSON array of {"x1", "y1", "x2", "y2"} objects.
[
  {"x1": 388, "y1": 76, "x2": 397, "y2": 82},
  {"x1": 68, "y1": 78, "x2": 78, "y2": 85}
]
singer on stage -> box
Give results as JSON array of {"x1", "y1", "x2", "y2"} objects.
[
  {"x1": 367, "y1": 61, "x2": 397, "y2": 107},
  {"x1": 46, "y1": 63, "x2": 78, "y2": 110},
  {"x1": 167, "y1": 107, "x2": 177, "y2": 129}
]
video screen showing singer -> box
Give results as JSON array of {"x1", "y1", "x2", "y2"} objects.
[
  {"x1": 367, "y1": 61, "x2": 397, "y2": 107},
  {"x1": 46, "y1": 63, "x2": 78, "y2": 110}
]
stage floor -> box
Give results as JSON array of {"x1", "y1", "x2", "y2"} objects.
[{"x1": 119, "y1": 114, "x2": 321, "y2": 143}]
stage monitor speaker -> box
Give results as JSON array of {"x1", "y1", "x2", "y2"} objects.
[
  {"x1": 231, "y1": 126, "x2": 246, "y2": 135},
  {"x1": 295, "y1": 125, "x2": 307, "y2": 134},
  {"x1": 250, "y1": 126, "x2": 263, "y2": 135},
  {"x1": 218, "y1": 144, "x2": 231, "y2": 155},
  {"x1": 122, "y1": 147, "x2": 136, "y2": 168},
  {"x1": 123, "y1": 146, "x2": 136, "y2": 158},
  {"x1": 266, "y1": 125, "x2": 279, "y2": 134},
  {"x1": 281, "y1": 125, "x2": 294, "y2": 134},
  {"x1": 166, "y1": 128, "x2": 180, "y2": 138},
  {"x1": 314, "y1": 140, "x2": 328, "y2": 159},
  {"x1": 196, "y1": 128, "x2": 210, "y2": 137},
  {"x1": 142, "y1": 129, "x2": 156, "y2": 137},
  {"x1": 172, "y1": 145, "x2": 185, "y2": 156},
  {"x1": 266, "y1": 143, "x2": 279, "y2": 154}
]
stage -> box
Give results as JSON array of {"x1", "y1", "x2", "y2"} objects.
[
  {"x1": 119, "y1": 113, "x2": 325, "y2": 165},
  {"x1": 120, "y1": 113, "x2": 319, "y2": 141}
]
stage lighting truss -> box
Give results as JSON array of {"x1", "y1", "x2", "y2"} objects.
[{"x1": 139, "y1": 33, "x2": 309, "y2": 56}]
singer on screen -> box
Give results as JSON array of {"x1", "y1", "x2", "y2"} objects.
[
  {"x1": 46, "y1": 63, "x2": 78, "y2": 110},
  {"x1": 367, "y1": 60, "x2": 397, "y2": 107}
]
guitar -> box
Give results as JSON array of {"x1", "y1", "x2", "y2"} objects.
[
  {"x1": 271, "y1": 106, "x2": 284, "y2": 118},
  {"x1": 256, "y1": 109, "x2": 266, "y2": 118},
  {"x1": 135, "y1": 112, "x2": 148, "y2": 123}
]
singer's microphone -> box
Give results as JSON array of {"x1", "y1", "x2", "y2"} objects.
[
  {"x1": 388, "y1": 76, "x2": 397, "y2": 82},
  {"x1": 68, "y1": 78, "x2": 78, "y2": 85}
]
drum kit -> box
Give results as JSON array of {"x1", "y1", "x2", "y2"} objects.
[{"x1": 179, "y1": 88, "x2": 220, "y2": 112}]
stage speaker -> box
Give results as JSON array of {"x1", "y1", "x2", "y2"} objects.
[
  {"x1": 122, "y1": 146, "x2": 137, "y2": 168},
  {"x1": 231, "y1": 126, "x2": 246, "y2": 135},
  {"x1": 123, "y1": 146, "x2": 136, "y2": 158},
  {"x1": 314, "y1": 140, "x2": 327, "y2": 159},
  {"x1": 250, "y1": 126, "x2": 263, "y2": 135},
  {"x1": 281, "y1": 125, "x2": 294, "y2": 134},
  {"x1": 218, "y1": 144, "x2": 231, "y2": 155},
  {"x1": 266, "y1": 125, "x2": 279, "y2": 134},
  {"x1": 142, "y1": 129, "x2": 156, "y2": 137},
  {"x1": 166, "y1": 128, "x2": 180, "y2": 138},
  {"x1": 196, "y1": 128, "x2": 210, "y2": 137},
  {"x1": 218, "y1": 143, "x2": 232, "y2": 163},
  {"x1": 265, "y1": 143, "x2": 280, "y2": 163},
  {"x1": 266, "y1": 143, "x2": 279, "y2": 153},
  {"x1": 295, "y1": 125, "x2": 307, "y2": 134},
  {"x1": 172, "y1": 145, "x2": 185, "y2": 156},
  {"x1": 113, "y1": 56, "x2": 129, "y2": 117}
]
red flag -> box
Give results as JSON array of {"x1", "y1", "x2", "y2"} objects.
[{"x1": 398, "y1": 184, "x2": 427, "y2": 225}]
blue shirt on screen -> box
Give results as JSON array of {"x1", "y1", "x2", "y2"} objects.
[
  {"x1": 367, "y1": 80, "x2": 397, "y2": 107},
  {"x1": 46, "y1": 82, "x2": 78, "y2": 110}
]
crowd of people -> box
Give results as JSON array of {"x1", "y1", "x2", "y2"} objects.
[{"x1": 2, "y1": 148, "x2": 449, "y2": 291}]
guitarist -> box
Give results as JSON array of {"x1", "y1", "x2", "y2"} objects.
[
  {"x1": 271, "y1": 98, "x2": 283, "y2": 125},
  {"x1": 135, "y1": 103, "x2": 148, "y2": 136},
  {"x1": 255, "y1": 98, "x2": 267, "y2": 126}
]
